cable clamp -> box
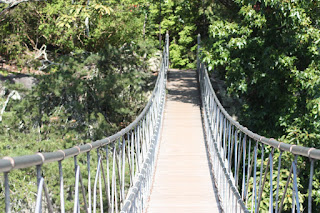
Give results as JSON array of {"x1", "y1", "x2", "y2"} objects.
[
  {"x1": 3, "y1": 156, "x2": 15, "y2": 169},
  {"x1": 57, "y1": 150, "x2": 66, "y2": 159},
  {"x1": 308, "y1": 148, "x2": 315, "y2": 158},
  {"x1": 290, "y1": 145, "x2": 297, "y2": 153},
  {"x1": 37, "y1": 153, "x2": 45, "y2": 163}
]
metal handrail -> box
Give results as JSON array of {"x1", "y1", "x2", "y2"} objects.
[
  {"x1": 197, "y1": 47, "x2": 320, "y2": 159},
  {"x1": 0, "y1": 53, "x2": 165, "y2": 172},
  {"x1": 197, "y1": 34, "x2": 318, "y2": 212},
  {"x1": 1, "y1": 33, "x2": 169, "y2": 213}
]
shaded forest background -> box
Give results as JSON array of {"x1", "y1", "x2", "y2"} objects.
[{"x1": 0, "y1": 0, "x2": 320, "y2": 211}]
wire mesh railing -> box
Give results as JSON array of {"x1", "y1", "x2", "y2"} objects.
[
  {"x1": 197, "y1": 34, "x2": 320, "y2": 213},
  {"x1": 0, "y1": 33, "x2": 169, "y2": 213}
]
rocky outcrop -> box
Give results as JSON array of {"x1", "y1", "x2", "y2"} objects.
[
  {"x1": 210, "y1": 71, "x2": 242, "y2": 121},
  {"x1": 0, "y1": 73, "x2": 38, "y2": 97}
]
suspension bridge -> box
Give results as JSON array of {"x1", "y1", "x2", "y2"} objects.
[{"x1": 0, "y1": 33, "x2": 319, "y2": 213}]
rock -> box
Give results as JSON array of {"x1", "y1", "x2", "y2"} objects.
[
  {"x1": 0, "y1": 85, "x2": 6, "y2": 97},
  {"x1": 11, "y1": 90, "x2": 21, "y2": 100},
  {"x1": 0, "y1": 73, "x2": 38, "y2": 90},
  {"x1": 210, "y1": 72, "x2": 242, "y2": 121},
  {"x1": 148, "y1": 51, "x2": 161, "y2": 72}
]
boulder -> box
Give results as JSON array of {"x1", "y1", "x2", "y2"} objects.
[{"x1": 0, "y1": 73, "x2": 38, "y2": 90}]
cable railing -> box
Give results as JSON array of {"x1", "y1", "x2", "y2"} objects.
[
  {"x1": 197, "y1": 34, "x2": 320, "y2": 213},
  {"x1": 0, "y1": 33, "x2": 169, "y2": 213}
]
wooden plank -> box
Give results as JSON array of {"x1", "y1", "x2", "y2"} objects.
[{"x1": 146, "y1": 69, "x2": 221, "y2": 213}]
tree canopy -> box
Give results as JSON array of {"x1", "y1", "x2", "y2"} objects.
[{"x1": 1, "y1": 0, "x2": 320, "y2": 211}]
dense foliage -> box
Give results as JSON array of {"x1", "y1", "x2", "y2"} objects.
[
  {"x1": 0, "y1": 46, "x2": 152, "y2": 157},
  {"x1": 203, "y1": 0, "x2": 320, "y2": 144},
  {"x1": 202, "y1": 0, "x2": 320, "y2": 211},
  {"x1": 0, "y1": 0, "x2": 157, "y2": 211},
  {"x1": 145, "y1": 0, "x2": 209, "y2": 68},
  {"x1": 0, "y1": 0, "x2": 158, "y2": 156},
  {"x1": 0, "y1": 0, "x2": 148, "y2": 59}
]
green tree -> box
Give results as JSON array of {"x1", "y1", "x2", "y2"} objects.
[
  {"x1": 145, "y1": 0, "x2": 209, "y2": 68},
  {"x1": 202, "y1": 0, "x2": 320, "y2": 211}
]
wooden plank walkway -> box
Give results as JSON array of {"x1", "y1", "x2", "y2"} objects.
[{"x1": 146, "y1": 69, "x2": 221, "y2": 213}]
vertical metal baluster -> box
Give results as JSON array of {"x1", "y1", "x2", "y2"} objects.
[
  {"x1": 221, "y1": 113, "x2": 224, "y2": 149},
  {"x1": 209, "y1": 104, "x2": 214, "y2": 149},
  {"x1": 121, "y1": 137, "x2": 126, "y2": 206},
  {"x1": 99, "y1": 158, "x2": 103, "y2": 213},
  {"x1": 242, "y1": 135, "x2": 247, "y2": 199},
  {"x1": 219, "y1": 112, "x2": 223, "y2": 151},
  {"x1": 236, "y1": 132, "x2": 243, "y2": 188},
  {"x1": 275, "y1": 151, "x2": 282, "y2": 213},
  {"x1": 136, "y1": 125, "x2": 141, "y2": 172},
  {"x1": 141, "y1": 122, "x2": 145, "y2": 162},
  {"x1": 37, "y1": 165, "x2": 42, "y2": 213},
  {"x1": 74, "y1": 156, "x2": 80, "y2": 213},
  {"x1": 197, "y1": 34, "x2": 201, "y2": 70},
  {"x1": 223, "y1": 118, "x2": 227, "y2": 158},
  {"x1": 116, "y1": 138, "x2": 123, "y2": 205},
  {"x1": 308, "y1": 159, "x2": 314, "y2": 213},
  {"x1": 35, "y1": 177, "x2": 44, "y2": 213},
  {"x1": 131, "y1": 130, "x2": 135, "y2": 182},
  {"x1": 215, "y1": 108, "x2": 220, "y2": 143},
  {"x1": 269, "y1": 152, "x2": 274, "y2": 213},
  {"x1": 146, "y1": 115, "x2": 149, "y2": 152},
  {"x1": 252, "y1": 144, "x2": 258, "y2": 213},
  {"x1": 150, "y1": 106, "x2": 154, "y2": 137},
  {"x1": 114, "y1": 145, "x2": 119, "y2": 213},
  {"x1": 142, "y1": 120, "x2": 146, "y2": 159},
  {"x1": 229, "y1": 126, "x2": 235, "y2": 174},
  {"x1": 245, "y1": 139, "x2": 252, "y2": 204},
  {"x1": 234, "y1": 187, "x2": 236, "y2": 213},
  {"x1": 229, "y1": 178, "x2": 232, "y2": 213},
  {"x1": 106, "y1": 146, "x2": 111, "y2": 208},
  {"x1": 87, "y1": 152, "x2": 92, "y2": 213},
  {"x1": 4, "y1": 172, "x2": 10, "y2": 213},
  {"x1": 224, "y1": 120, "x2": 228, "y2": 161},
  {"x1": 74, "y1": 165, "x2": 80, "y2": 213},
  {"x1": 292, "y1": 156, "x2": 300, "y2": 213},
  {"x1": 117, "y1": 138, "x2": 122, "y2": 203},
  {"x1": 227, "y1": 123, "x2": 232, "y2": 172},
  {"x1": 257, "y1": 144, "x2": 265, "y2": 209},
  {"x1": 149, "y1": 111, "x2": 152, "y2": 145},
  {"x1": 145, "y1": 113, "x2": 149, "y2": 152},
  {"x1": 292, "y1": 188, "x2": 295, "y2": 213},
  {"x1": 59, "y1": 161, "x2": 65, "y2": 213},
  {"x1": 93, "y1": 155, "x2": 101, "y2": 213},
  {"x1": 234, "y1": 130, "x2": 238, "y2": 184},
  {"x1": 126, "y1": 133, "x2": 131, "y2": 183},
  {"x1": 212, "y1": 103, "x2": 216, "y2": 134}
]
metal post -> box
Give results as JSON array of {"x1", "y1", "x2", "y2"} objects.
[
  {"x1": 36, "y1": 165, "x2": 42, "y2": 213},
  {"x1": 159, "y1": 0, "x2": 162, "y2": 49},
  {"x1": 275, "y1": 151, "x2": 282, "y2": 213},
  {"x1": 308, "y1": 159, "x2": 314, "y2": 213},
  {"x1": 197, "y1": 34, "x2": 201, "y2": 71},
  {"x1": 87, "y1": 152, "x2": 91, "y2": 213},
  {"x1": 269, "y1": 153, "x2": 273, "y2": 213},
  {"x1": 4, "y1": 172, "x2": 10, "y2": 213},
  {"x1": 59, "y1": 161, "x2": 65, "y2": 213}
]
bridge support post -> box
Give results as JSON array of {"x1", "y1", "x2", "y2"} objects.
[
  {"x1": 5, "y1": 172, "x2": 10, "y2": 213},
  {"x1": 165, "y1": 32, "x2": 169, "y2": 69},
  {"x1": 197, "y1": 34, "x2": 201, "y2": 72}
]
